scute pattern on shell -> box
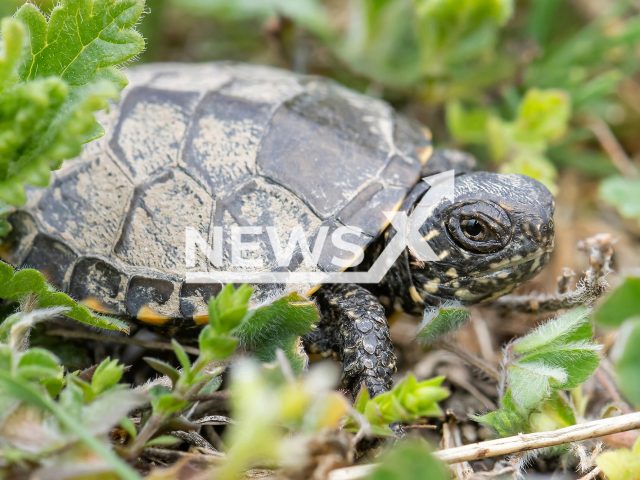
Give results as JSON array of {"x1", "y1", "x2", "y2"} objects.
[{"x1": 1, "y1": 62, "x2": 430, "y2": 326}]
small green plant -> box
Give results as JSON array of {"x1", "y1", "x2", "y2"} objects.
[
  {"x1": 365, "y1": 441, "x2": 449, "y2": 480},
  {"x1": 417, "y1": 302, "x2": 471, "y2": 344},
  {"x1": 346, "y1": 374, "x2": 449, "y2": 437},
  {"x1": 0, "y1": 260, "x2": 130, "y2": 331},
  {"x1": 475, "y1": 306, "x2": 602, "y2": 436},
  {"x1": 0, "y1": 0, "x2": 146, "y2": 234},
  {"x1": 596, "y1": 435, "x2": 640, "y2": 480}
]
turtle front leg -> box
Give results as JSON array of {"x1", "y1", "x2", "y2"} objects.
[{"x1": 305, "y1": 284, "x2": 396, "y2": 397}]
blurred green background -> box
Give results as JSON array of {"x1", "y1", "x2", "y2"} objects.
[{"x1": 3, "y1": 0, "x2": 640, "y2": 273}]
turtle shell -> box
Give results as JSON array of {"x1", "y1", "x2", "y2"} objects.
[{"x1": 0, "y1": 63, "x2": 431, "y2": 326}]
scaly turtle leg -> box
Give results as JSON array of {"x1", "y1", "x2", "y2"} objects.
[{"x1": 306, "y1": 284, "x2": 396, "y2": 397}]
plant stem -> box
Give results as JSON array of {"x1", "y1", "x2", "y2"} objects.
[
  {"x1": 328, "y1": 412, "x2": 640, "y2": 480},
  {"x1": 126, "y1": 413, "x2": 165, "y2": 461}
]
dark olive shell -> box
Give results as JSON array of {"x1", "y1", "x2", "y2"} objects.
[{"x1": 1, "y1": 63, "x2": 431, "y2": 325}]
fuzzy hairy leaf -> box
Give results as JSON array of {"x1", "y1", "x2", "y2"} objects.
[
  {"x1": 474, "y1": 389, "x2": 529, "y2": 436},
  {"x1": 0, "y1": 261, "x2": 129, "y2": 332},
  {"x1": 514, "y1": 306, "x2": 591, "y2": 353},
  {"x1": 15, "y1": 0, "x2": 145, "y2": 89},
  {"x1": 238, "y1": 293, "x2": 319, "y2": 375},
  {"x1": 416, "y1": 303, "x2": 471, "y2": 345}
]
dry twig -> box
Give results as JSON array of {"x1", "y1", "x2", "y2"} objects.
[
  {"x1": 492, "y1": 234, "x2": 613, "y2": 314},
  {"x1": 46, "y1": 328, "x2": 201, "y2": 355},
  {"x1": 328, "y1": 412, "x2": 640, "y2": 480}
]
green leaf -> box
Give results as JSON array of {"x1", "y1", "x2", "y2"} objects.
[
  {"x1": 446, "y1": 100, "x2": 489, "y2": 144},
  {"x1": 171, "y1": 339, "x2": 191, "y2": 374},
  {"x1": 611, "y1": 317, "x2": 640, "y2": 406},
  {"x1": 91, "y1": 358, "x2": 124, "y2": 395},
  {"x1": 198, "y1": 375, "x2": 223, "y2": 395},
  {"x1": 514, "y1": 306, "x2": 592, "y2": 353},
  {"x1": 144, "y1": 435, "x2": 182, "y2": 448},
  {"x1": 168, "y1": 0, "x2": 330, "y2": 38},
  {"x1": 596, "y1": 447, "x2": 640, "y2": 480},
  {"x1": 366, "y1": 441, "x2": 449, "y2": 480},
  {"x1": 595, "y1": 276, "x2": 640, "y2": 328},
  {"x1": 416, "y1": 303, "x2": 471, "y2": 345},
  {"x1": 599, "y1": 177, "x2": 640, "y2": 229},
  {"x1": 15, "y1": 0, "x2": 146, "y2": 89},
  {"x1": 208, "y1": 283, "x2": 254, "y2": 334},
  {"x1": 120, "y1": 416, "x2": 137, "y2": 440},
  {"x1": 529, "y1": 391, "x2": 577, "y2": 432},
  {"x1": 0, "y1": 261, "x2": 129, "y2": 332},
  {"x1": 144, "y1": 358, "x2": 180, "y2": 386},
  {"x1": 348, "y1": 375, "x2": 448, "y2": 434},
  {"x1": 0, "y1": 369, "x2": 140, "y2": 480},
  {"x1": 198, "y1": 326, "x2": 239, "y2": 362},
  {"x1": 474, "y1": 389, "x2": 529, "y2": 436},
  {"x1": 17, "y1": 347, "x2": 63, "y2": 382},
  {"x1": 238, "y1": 292, "x2": 319, "y2": 375},
  {"x1": 514, "y1": 88, "x2": 571, "y2": 143}
]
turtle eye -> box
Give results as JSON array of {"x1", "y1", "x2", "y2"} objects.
[
  {"x1": 462, "y1": 219, "x2": 484, "y2": 240},
  {"x1": 445, "y1": 202, "x2": 512, "y2": 254}
]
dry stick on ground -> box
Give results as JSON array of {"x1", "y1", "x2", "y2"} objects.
[
  {"x1": 492, "y1": 233, "x2": 613, "y2": 314},
  {"x1": 328, "y1": 412, "x2": 640, "y2": 480},
  {"x1": 443, "y1": 420, "x2": 473, "y2": 480},
  {"x1": 578, "y1": 466, "x2": 602, "y2": 480},
  {"x1": 588, "y1": 115, "x2": 638, "y2": 178},
  {"x1": 435, "y1": 340, "x2": 501, "y2": 382},
  {"x1": 46, "y1": 328, "x2": 201, "y2": 355}
]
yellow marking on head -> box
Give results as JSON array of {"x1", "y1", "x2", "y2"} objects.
[
  {"x1": 409, "y1": 285, "x2": 423, "y2": 303},
  {"x1": 424, "y1": 230, "x2": 439, "y2": 242},
  {"x1": 445, "y1": 268, "x2": 458, "y2": 278},
  {"x1": 421, "y1": 126, "x2": 433, "y2": 141},
  {"x1": 80, "y1": 297, "x2": 115, "y2": 314},
  {"x1": 455, "y1": 289, "x2": 480, "y2": 301},
  {"x1": 418, "y1": 145, "x2": 434, "y2": 166},
  {"x1": 438, "y1": 250, "x2": 450, "y2": 260},
  {"x1": 423, "y1": 278, "x2": 440, "y2": 293},
  {"x1": 497, "y1": 271, "x2": 509, "y2": 279},
  {"x1": 490, "y1": 258, "x2": 510, "y2": 269},
  {"x1": 137, "y1": 306, "x2": 172, "y2": 325}
]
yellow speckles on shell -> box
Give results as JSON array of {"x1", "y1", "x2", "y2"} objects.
[
  {"x1": 137, "y1": 306, "x2": 173, "y2": 325},
  {"x1": 445, "y1": 268, "x2": 458, "y2": 278},
  {"x1": 81, "y1": 297, "x2": 115, "y2": 314},
  {"x1": 455, "y1": 289, "x2": 481, "y2": 301},
  {"x1": 423, "y1": 230, "x2": 439, "y2": 242},
  {"x1": 409, "y1": 285, "x2": 423, "y2": 303},
  {"x1": 438, "y1": 250, "x2": 450, "y2": 260},
  {"x1": 423, "y1": 278, "x2": 440, "y2": 293},
  {"x1": 193, "y1": 314, "x2": 209, "y2": 325}
]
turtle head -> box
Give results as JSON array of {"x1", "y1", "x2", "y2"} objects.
[{"x1": 410, "y1": 171, "x2": 555, "y2": 305}]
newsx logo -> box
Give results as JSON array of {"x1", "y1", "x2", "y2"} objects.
[{"x1": 185, "y1": 171, "x2": 454, "y2": 285}]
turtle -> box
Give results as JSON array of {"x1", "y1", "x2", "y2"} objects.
[{"x1": 0, "y1": 63, "x2": 555, "y2": 397}]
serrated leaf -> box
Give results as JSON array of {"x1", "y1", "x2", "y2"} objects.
[
  {"x1": 16, "y1": 0, "x2": 146, "y2": 89},
  {"x1": 595, "y1": 276, "x2": 640, "y2": 327},
  {"x1": 514, "y1": 306, "x2": 592, "y2": 353},
  {"x1": 416, "y1": 303, "x2": 471, "y2": 345},
  {"x1": 0, "y1": 261, "x2": 129, "y2": 332},
  {"x1": 208, "y1": 283, "x2": 253, "y2": 334},
  {"x1": 517, "y1": 345, "x2": 601, "y2": 391},
  {"x1": 238, "y1": 293, "x2": 318, "y2": 375}
]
